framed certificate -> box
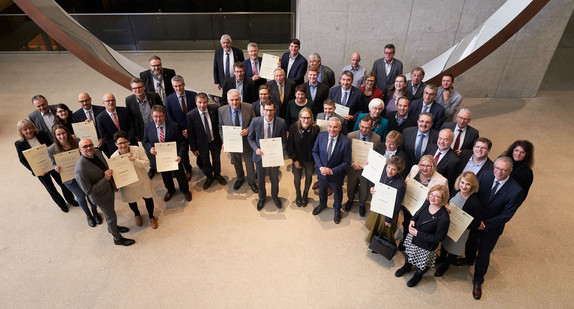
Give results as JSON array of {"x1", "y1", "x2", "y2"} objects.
[
  {"x1": 222, "y1": 125, "x2": 243, "y2": 153},
  {"x1": 260, "y1": 138, "x2": 284, "y2": 167},
  {"x1": 107, "y1": 154, "x2": 139, "y2": 188},
  {"x1": 351, "y1": 139, "x2": 373, "y2": 167},
  {"x1": 22, "y1": 144, "x2": 53, "y2": 176},
  {"x1": 53, "y1": 149, "x2": 80, "y2": 183},
  {"x1": 155, "y1": 142, "x2": 179, "y2": 172}
]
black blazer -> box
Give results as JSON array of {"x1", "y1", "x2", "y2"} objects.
[
  {"x1": 425, "y1": 145, "x2": 460, "y2": 178},
  {"x1": 213, "y1": 47, "x2": 245, "y2": 85},
  {"x1": 280, "y1": 52, "x2": 307, "y2": 85},
  {"x1": 450, "y1": 192, "x2": 483, "y2": 230},
  {"x1": 406, "y1": 81, "x2": 427, "y2": 100},
  {"x1": 266, "y1": 79, "x2": 296, "y2": 118},
  {"x1": 385, "y1": 111, "x2": 417, "y2": 133},
  {"x1": 401, "y1": 127, "x2": 439, "y2": 170},
  {"x1": 15, "y1": 131, "x2": 53, "y2": 176},
  {"x1": 287, "y1": 123, "x2": 320, "y2": 163},
  {"x1": 125, "y1": 92, "x2": 163, "y2": 141},
  {"x1": 186, "y1": 104, "x2": 222, "y2": 153},
  {"x1": 441, "y1": 122, "x2": 479, "y2": 152},
  {"x1": 449, "y1": 150, "x2": 493, "y2": 192},
  {"x1": 140, "y1": 68, "x2": 176, "y2": 97},
  {"x1": 72, "y1": 105, "x2": 106, "y2": 123},
  {"x1": 411, "y1": 201, "x2": 450, "y2": 251},
  {"x1": 96, "y1": 107, "x2": 135, "y2": 157},
  {"x1": 510, "y1": 160, "x2": 533, "y2": 201},
  {"x1": 409, "y1": 99, "x2": 446, "y2": 130},
  {"x1": 221, "y1": 77, "x2": 257, "y2": 104},
  {"x1": 143, "y1": 119, "x2": 188, "y2": 158},
  {"x1": 304, "y1": 82, "x2": 329, "y2": 116}
]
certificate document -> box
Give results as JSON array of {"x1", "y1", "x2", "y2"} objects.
[
  {"x1": 72, "y1": 121, "x2": 98, "y2": 143},
  {"x1": 316, "y1": 119, "x2": 328, "y2": 132},
  {"x1": 370, "y1": 183, "x2": 397, "y2": 218},
  {"x1": 403, "y1": 180, "x2": 430, "y2": 215},
  {"x1": 334, "y1": 103, "x2": 350, "y2": 117},
  {"x1": 155, "y1": 142, "x2": 179, "y2": 172},
  {"x1": 446, "y1": 202, "x2": 474, "y2": 242},
  {"x1": 362, "y1": 149, "x2": 387, "y2": 183},
  {"x1": 107, "y1": 154, "x2": 139, "y2": 188},
  {"x1": 22, "y1": 144, "x2": 53, "y2": 176},
  {"x1": 351, "y1": 139, "x2": 373, "y2": 167},
  {"x1": 53, "y1": 149, "x2": 80, "y2": 183},
  {"x1": 260, "y1": 138, "x2": 284, "y2": 167},
  {"x1": 260, "y1": 53, "x2": 280, "y2": 80},
  {"x1": 222, "y1": 125, "x2": 243, "y2": 153}
]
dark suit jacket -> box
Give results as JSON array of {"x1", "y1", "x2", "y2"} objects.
[
  {"x1": 371, "y1": 58, "x2": 403, "y2": 91},
  {"x1": 140, "y1": 68, "x2": 176, "y2": 97},
  {"x1": 451, "y1": 192, "x2": 483, "y2": 230},
  {"x1": 165, "y1": 90, "x2": 197, "y2": 128},
  {"x1": 377, "y1": 143, "x2": 409, "y2": 177},
  {"x1": 425, "y1": 145, "x2": 460, "y2": 179},
  {"x1": 72, "y1": 105, "x2": 106, "y2": 123},
  {"x1": 266, "y1": 79, "x2": 296, "y2": 118},
  {"x1": 312, "y1": 132, "x2": 351, "y2": 185},
  {"x1": 477, "y1": 171, "x2": 524, "y2": 235},
  {"x1": 305, "y1": 82, "x2": 329, "y2": 116},
  {"x1": 407, "y1": 80, "x2": 427, "y2": 100},
  {"x1": 247, "y1": 116, "x2": 287, "y2": 164},
  {"x1": 328, "y1": 86, "x2": 366, "y2": 131},
  {"x1": 125, "y1": 92, "x2": 163, "y2": 141},
  {"x1": 316, "y1": 113, "x2": 348, "y2": 135},
  {"x1": 142, "y1": 119, "x2": 188, "y2": 158},
  {"x1": 243, "y1": 57, "x2": 267, "y2": 87},
  {"x1": 409, "y1": 99, "x2": 446, "y2": 130},
  {"x1": 252, "y1": 100, "x2": 280, "y2": 117},
  {"x1": 96, "y1": 107, "x2": 135, "y2": 157},
  {"x1": 386, "y1": 111, "x2": 417, "y2": 133},
  {"x1": 281, "y1": 52, "x2": 307, "y2": 85},
  {"x1": 401, "y1": 127, "x2": 438, "y2": 169},
  {"x1": 449, "y1": 150, "x2": 493, "y2": 192},
  {"x1": 221, "y1": 77, "x2": 257, "y2": 104},
  {"x1": 319, "y1": 65, "x2": 336, "y2": 88},
  {"x1": 15, "y1": 131, "x2": 53, "y2": 176},
  {"x1": 218, "y1": 103, "x2": 256, "y2": 151},
  {"x1": 441, "y1": 122, "x2": 480, "y2": 152},
  {"x1": 186, "y1": 104, "x2": 222, "y2": 153},
  {"x1": 213, "y1": 47, "x2": 245, "y2": 85},
  {"x1": 29, "y1": 105, "x2": 58, "y2": 142}
]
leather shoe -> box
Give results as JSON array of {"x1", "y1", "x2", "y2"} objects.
[
  {"x1": 234, "y1": 179, "x2": 244, "y2": 190},
  {"x1": 344, "y1": 200, "x2": 353, "y2": 212},
  {"x1": 334, "y1": 210, "x2": 342, "y2": 224},
  {"x1": 249, "y1": 183, "x2": 259, "y2": 193},
  {"x1": 454, "y1": 258, "x2": 475, "y2": 266},
  {"x1": 184, "y1": 191, "x2": 192, "y2": 201},
  {"x1": 407, "y1": 270, "x2": 424, "y2": 287},
  {"x1": 296, "y1": 196, "x2": 302, "y2": 207},
  {"x1": 134, "y1": 215, "x2": 143, "y2": 226},
  {"x1": 257, "y1": 199, "x2": 265, "y2": 211},
  {"x1": 60, "y1": 205, "x2": 69, "y2": 213},
  {"x1": 312, "y1": 204, "x2": 326, "y2": 215},
  {"x1": 148, "y1": 169, "x2": 156, "y2": 179},
  {"x1": 395, "y1": 264, "x2": 412, "y2": 277},
  {"x1": 473, "y1": 282, "x2": 482, "y2": 300},
  {"x1": 150, "y1": 217, "x2": 158, "y2": 229},
  {"x1": 69, "y1": 200, "x2": 79, "y2": 207},
  {"x1": 87, "y1": 216, "x2": 96, "y2": 227},
  {"x1": 186, "y1": 172, "x2": 192, "y2": 181},
  {"x1": 163, "y1": 192, "x2": 173, "y2": 202},
  {"x1": 215, "y1": 175, "x2": 227, "y2": 185},
  {"x1": 359, "y1": 204, "x2": 366, "y2": 217},
  {"x1": 118, "y1": 226, "x2": 129, "y2": 233},
  {"x1": 312, "y1": 181, "x2": 319, "y2": 190},
  {"x1": 114, "y1": 237, "x2": 135, "y2": 246},
  {"x1": 94, "y1": 212, "x2": 103, "y2": 225},
  {"x1": 434, "y1": 264, "x2": 449, "y2": 277},
  {"x1": 301, "y1": 196, "x2": 308, "y2": 207},
  {"x1": 397, "y1": 241, "x2": 406, "y2": 252},
  {"x1": 328, "y1": 187, "x2": 333, "y2": 196},
  {"x1": 203, "y1": 177, "x2": 214, "y2": 190},
  {"x1": 273, "y1": 197, "x2": 282, "y2": 209}
]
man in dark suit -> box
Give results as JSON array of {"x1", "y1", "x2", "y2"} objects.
[
  {"x1": 441, "y1": 108, "x2": 479, "y2": 155},
  {"x1": 406, "y1": 67, "x2": 427, "y2": 100},
  {"x1": 309, "y1": 53, "x2": 335, "y2": 88},
  {"x1": 248, "y1": 101, "x2": 287, "y2": 211},
  {"x1": 125, "y1": 77, "x2": 163, "y2": 142},
  {"x1": 312, "y1": 117, "x2": 352, "y2": 224},
  {"x1": 143, "y1": 105, "x2": 192, "y2": 202},
  {"x1": 187, "y1": 93, "x2": 226, "y2": 190},
  {"x1": 213, "y1": 34, "x2": 245, "y2": 90},
  {"x1": 386, "y1": 96, "x2": 417, "y2": 133},
  {"x1": 266, "y1": 68, "x2": 295, "y2": 118},
  {"x1": 449, "y1": 137, "x2": 493, "y2": 198},
  {"x1": 328, "y1": 71, "x2": 366, "y2": 132},
  {"x1": 316, "y1": 99, "x2": 348, "y2": 135},
  {"x1": 244, "y1": 42, "x2": 266, "y2": 87},
  {"x1": 401, "y1": 113, "x2": 439, "y2": 171},
  {"x1": 466, "y1": 156, "x2": 523, "y2": 300},
  {"x1": 218, "y1": 89, "x2": 258, "y2": 193},
  {"x1": 252, "y1": 85, "x2": 279, "y2": 117},
  {"x1": 96, "y1": 93, "x2": 135, "y2": 157},
  {"x1": 371, "y1": 44, "x2": 403, "y2": 92},
  {"x1": 139, "y1": 55, "x2": 176, "y2": 103},
  {"x1": 425, "y1": 128, "x2": 460, "y2": 178},
  {"x1": 280, "y1": 38, "x2": 307, "y2": 85},
  {"x1": 221, "y1": 62, "x2": 257, "y2": 104},
  {"x1": 73, "y1": 92, "x2": 105, "y2": 149},
  {"x1": 305, "y1": 65, "x2": 329, "y2": 116},
  {"x1": 29, "y1": 94, "x2": 58, "y2": 142},
  {"x1": 165, "y1": 75, "x2": 197, "y2": 179},
  {"x1": 409, "y1": 84, "x2": 446, "y2": 130},
  {"x1": 75, "y1": 138, "x2": 134, "y2": 246}
]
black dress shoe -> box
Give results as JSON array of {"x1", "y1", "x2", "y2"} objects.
[
  {"x1": 334, "y1": 210, "x2": 342, "y2": 224},
  {"x1": 473, "y1": 282, "x2": 482, "y2": 300},
  {"x1": 397, "y1": 241, "x2": 406, "y2": 252},
  {"x1": 296, "y1": 195, "x2": 302, "y2": 207},
  {"x1": 395, "y1": 264, "x2": 412, "y2": 277},
  {"x1": 234, "y1": 179, "x2": 245, "y2": 190},
  {"x1": 184, "y1": 191, "x2": 192, "y2": 201},
  {"x1": 60, "y1": 205, "x2": 69, "y2": 213},
  {"x1": 257, "y1": 199, "x2": 265, "y2": 211},
  {"x1": 273, "y1": 197, "x2": 282, "y2": 209},
  {"x1": 94, "y1": 212, "x2": 103, "y2": 224},
  {"x1": 454, "y1": 258, "x2": 475, "y2": 266},
  {"x1": 407, "y1": 270, "x2": 424, "y2": 287},
  {"x1": 87, "y1": 216, "x2": 96, "y2": 227},
  {"x1": 69, "y1": 200, "x2": 79, "y2": 207},
  {"x1": 203, "y1": 177, "x2": 214, "y2": 190},
  {"x1": 215, "y1": 175, "x2": 227, "y2": 185},
  {"x1": 343, "y1": 200, "x2": 353, "y2": 212},
  {"x1": 148, "y1": 169, "x2": 156, "y2": 179},
  {"x1": 118, "y1": 226, "x2": 130, "y2": 233},
  {"x1": 312, "y1": 204, "x2": 326, "y2": 215},
  {"x1": 434, "y1": 264, "x2": 449, "y2": 277},
  {"x1": 114, "y1": 237, "x2": 135, "y2": 246},
  {"x1": 249, "y1": 183, "x2": 258, "y2": 193},
  {"x1": 359, "y1": 204, "x2": 366, "y2": 217}
]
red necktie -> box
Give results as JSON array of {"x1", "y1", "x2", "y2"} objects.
[
  {"x1": 253, "y1": 61, "x2": 258, "y2": 75},
  {"x1": 434, "y1": 152, "x2": 441, "y2": 164},
  {"x1": 453, "y1": 129, "x2": 462, "y2": 150},
  {"x1": 111, "y1": 113, "x2": 120, "y2": 130},
  {"x1": 159, "y1": 126, "x2": 165, "y2": 143},
  {"x1": 180, "y1": 96, "x2": 187, "y2": 114}
]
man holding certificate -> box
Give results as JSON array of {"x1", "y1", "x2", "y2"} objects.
[
  {"x1": 248, "y1": 101, "x2": 287, "y2": 211},
  {"x1": 143, "y1": 105, "x2": 192, "y2": 202},
  {"x1": 327, "y1": 71, "x2": 366, "y2": 133}
]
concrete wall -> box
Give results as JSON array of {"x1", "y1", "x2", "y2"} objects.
[{"x1": 297, "y1": 0, "x2": 574, "y2": 98}]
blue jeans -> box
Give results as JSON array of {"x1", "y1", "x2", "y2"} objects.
[{"x1": 65, "y1": 180, "x2": 97, "y2": 217}]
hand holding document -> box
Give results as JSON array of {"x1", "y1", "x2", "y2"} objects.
[
  {"x1": 334, "y1": 103, "x2": 350, "y2": 117},
  {"x1": 155, "y1": 142, "x2": 178, "y2": 172},
  {"x1": 362, "y1": 149, "x2": 387, "y2": 183},
  {"x1": 259, "y1": 53, "x2": 281, "y2": 80},
  {"x1": 107, "y1": 154, "x2": 139, "y2": 188},
  {"x1": 222, "y1": 125, "x2": 243, "y2": 153},
  {"x1": 72, "y1": 121, "x2": 98, "y2": 143},
  {"x1": 446, "y1": 202, "x2": 474, "y2": 242},
  {"x1": 351, "y1": 139, "x2": 373, "y2": 168},
  {"x1": 316, "y1": 119, "x2": 328, "y2": 132},
  {"x1": 370, "y1": 182, "x2": 397, "y2": 218},
  {"x1": 403, "y1": 180, "x2": 430, "y2": 215},
  {"x1": 53, "y1": 149, "x2": 80, "y2": 182},
  {"x1": 260, "y1": 138, "x2": 284, "y2": 167},
  {"x1": 23, "y1": 144, "x2": 53, "y2": 176}
]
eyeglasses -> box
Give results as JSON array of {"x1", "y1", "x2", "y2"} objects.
[
  {"x1": 300, "y1": 116, "x2": 311, "y2": 120},
  {"x1": 81, "y1": 144, "x2": 94, "y2": 149},
  {"x1": 131, "y1": 86, "x2": 144, "y2": 90},
  {"x1": 78, "y1": 99, "x2": 91, "y2": 103},
  {"x1": 494, "y1": 166, "x2": 509, "y2": 173}
]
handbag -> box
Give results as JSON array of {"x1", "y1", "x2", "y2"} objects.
[{"x1": 369, "y1": 230, "x2": 397, "y2": 260}]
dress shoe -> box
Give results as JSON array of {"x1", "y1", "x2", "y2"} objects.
[
  {"x1": 94, "y1": 212, "x2": 103, "y2": 225},
  {"x1": 334, "y1": 210, "x2": 342, "y2": 224},
  {"x1": 69, "y1": 200, "x2": 79, "y2": 207},
  {"x1": 296, "y1": 195, "x2": 302, "y2": 207},
  {"x1": 312, "y1": 204, "x2": 326, "y2": 215},
  {"x1": 328, "y1": 187, "x2": 333, "y2": 196},
  {"x1": 150, "y1": 217, "x2": 158, "y2": 229},
  {"x1": 186, "y1": 172, "x2": 192, "y2": 181},
  {"x1": 203, "y1": 177, "x2": 214, "y2": 190},
  {"x1": 397, "y1": 241, "x2": 406, "y2": 252},
  {"x1": 114, "y1": 237, "x2": 135, "y2": 246},
  {"x1": 257, "y1": 199, "x2": 265, "y2": 211},
  {"x1": 184, "y1": 191, "x2": 192, "y2": 201},
  {"x1": 148, "y1": 169, "x2": 156, "y2": 179},
  {"x1": 454, "y1": 258, "x2": 475, "y2": 266},
  {"x1": 359, "y1": 204, "x2": 366, "y2": 217},
  {"x1": 273, "y1": 197, "x2": 282, "y2": 209},
  {"x1": 134, "y1": 215, "x2": 143, "y2": 227},
  {"x1": 312, "y1": 181, "x2": 319, "y2": 190},
  {"x1": 60, "y1": 205, "x2": 69, "y2": 213},
  {"x1": 473, "y1": 282, "x2": 482, "y2": 300},
  {"x1": 301, "y1": 196, "x2": 308, "y2": 207},
  {"x1": 395, "y1": 264, "x2": 412, "y2": 277},
  {"x1": 249, "y1": 183, "x2": 259, "y2": 193},
  {"x1": 344, "y1": 200, "x2": 353, "y2": 212},
  {"x1": 87, "y1": 216, "x2": 96, "y2": 227},
  {"x1": 434, "y1": 264, "x2": 449, "y2": 277},
  {"x1": 215, "y1": 175, "x2": 227, "y2": 185},
  {"x1": 118, "y1": 226, "x2": 130, "y2": 233},
  {"x1": 234, "y1": 179, "x2": 245, "y2": 190},
  {"x1": 163, "y1": 192, "x2": 173, "y2": 202},
  {"x1": 407, "y1": 270, "x2": 424, "y2": 287}
]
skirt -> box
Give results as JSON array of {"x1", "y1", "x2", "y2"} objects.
[{"x1": 404, "y1": 233, "x2": 438, "y2": 270}]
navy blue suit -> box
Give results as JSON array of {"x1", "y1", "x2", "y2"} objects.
[
  {"x1": 165, "y1": 90, "x2": 197, "y2": 173},
  {"x1": 401, "y1": 127, "x2": 439, "y2": 172},
  {"x1": 243, "y1": 57, "x2": 267, "y2": 87},
  {"x1": 409, "y1": 99, "x2": 446, "y2": 130},
  {"x1": 186, "y1": 105, "x2": 222, "y2": 179},
  {"x1": 281, "y1": 52, "x2": 307, "y2": 85},
  {"x1": 95, "y1": 107, "x2": 135, "y2": 157},
  {"x1": 327, "y1": 86, "x2": 366, "y2": 132},
  {"x1": 213, "y1": 47, "x2": 245, "y2": 86},
  {"x1": 72, "y1": 105, "x2": 106, "y2": 123},
  {"x1": 312, "y1": 132, "x2": 351, "y2": 211}
]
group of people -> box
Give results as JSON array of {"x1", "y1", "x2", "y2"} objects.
[{"x1": 15, "y1": 35, "x2": 535, "y2": 300}]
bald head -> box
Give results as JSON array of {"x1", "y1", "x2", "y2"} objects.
[
  {"x1": 102, "y1": 93, "x2": 116, "y2": 112},
  {"x1": 438, "y1": 129, "x2": 454, "y2": 151},
  {"x1": 78, "y1": 138, "x2": 95, "y2": 158},
  {"x1": 350, "y1": 52, "x2": 361, "y2": 70}
]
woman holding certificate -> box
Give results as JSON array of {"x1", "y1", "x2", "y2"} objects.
[
  {"x1": 15, "y1": 119, "x2": 78, "y2": 213},
  {"x1": 285, "y1": 85, "x2": 314, "y2": 128},
  {"x1": 502, "y1": 140, "x2": 534, "y2": 200},
  {"x1": 365, "y1": 156, "x2": 407, "y2": 244},
  {"x1": 434, "y1": 171, "x2": 482, "y2": 277},
  {"x1": 47, "y1": 124, "x2": 100, "y2": 226},
  {"x1": 287, "y1": 108, "x2": 319, "y2": 207},
  {"x1": 54, "y1": 103, "x2": 75, "y2": 135},
  {"x1": 111, "y1": 131, "x2": 157, "y2": 229},
  {"x1": 395, "y1": 185, "x2": 450, "y2": 287}
]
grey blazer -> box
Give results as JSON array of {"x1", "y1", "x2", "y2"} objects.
[
  {"x1": 371, "y1": 58, "x2": 404, "y2": 91},
  {"x1": 347, "y1": 130, "x2": 381, "y2": 160},
  {"x1": 218, "y1": 103, "x2": 256, "y2": 151},
  {"x1": 74, "y1": 149, "x2": 114, "y2": 206},
  {"x1": 29, "y1": 105, "x2": 58, "y2": 142},
  {"x1": 319, "y1": 65, "x2": 336, "y2": 88}
]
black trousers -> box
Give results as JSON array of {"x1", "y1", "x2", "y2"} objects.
[
  {"x1": 160, "y1": 163, "x2": 189, "y2": 194},
  {"x1": 38, "y1": 170, "x2": 76, "y2": 208}
]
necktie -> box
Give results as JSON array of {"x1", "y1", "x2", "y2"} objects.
[
  {"x1": 157, "y1": 81, "x2": 165, "y2": 102},
  {"x1": 489, "y1": 181, "x2": 500, "y2": 202},
  {"x1": 327, "y1": 138, "x2": 334, "y2": 160},
  {"x1": 225, "y1": 52, "x2": 230, "y2": 78},
  {"x1": 362, "y1": 136, "x2": 366, "y2": 141},
  {"x1": 111, "y1": 113, "x2": 120, "y2": 130},
  {"x1": 87, "y1": 110, "x2": 93, "y2": 121},
  {"x1": 415, "y1": 133, "x2": 425, "y2": 160},
  {"x1": 279, "y1": 84, "x2": 284, "y2": 103},
  {"x1": 234, "y1": 109, "x2": 240, "y2": 126},
  {"x1": 342, "y1": 91, "x2": 348, "y2": 106},
  {"x1": 180, "y1": 96, "x2": 187, "y2": 114},
  {"x1": 453, "y1": 129, "x2": 463, "y2": 150},
  {"x1": 422, "y1": 104, "x2": 429, "y2": 113},
  {"x1": 434, "y1": 151, "x2": 441, "y2": 164},
  {"x1": 159, "y1": 126, "x2": 165, "y2": 143},
  {"x1": 203, "y1": 112, "x2": 212, "y2": 142},
  {"x1": 266, "y1": 121, "x2": 272, "y2": 139},
  {"x1": 253, "y1": 61, "x2": 258, "y2": 75}
]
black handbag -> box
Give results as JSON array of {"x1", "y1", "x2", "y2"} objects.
[{"x1": 369, "y1": 231, "x2": 397, "y2": 260}]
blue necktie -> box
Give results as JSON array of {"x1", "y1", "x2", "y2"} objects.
[
  {"x1": 342, "y1": 91, "x2": 348, "y2": 106},
  {"x1": 415, "y1": 133, "x2": 425, "y2": 159},
  {"x1": 327, "y1": 138, "x2": 334, "y2": 160},
  {"x1": 225, "y1": 52, "x2": 230, "y2": 78},
  {"x1": 489, "y1": 181, "x2": 500, "y2": 202}
]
